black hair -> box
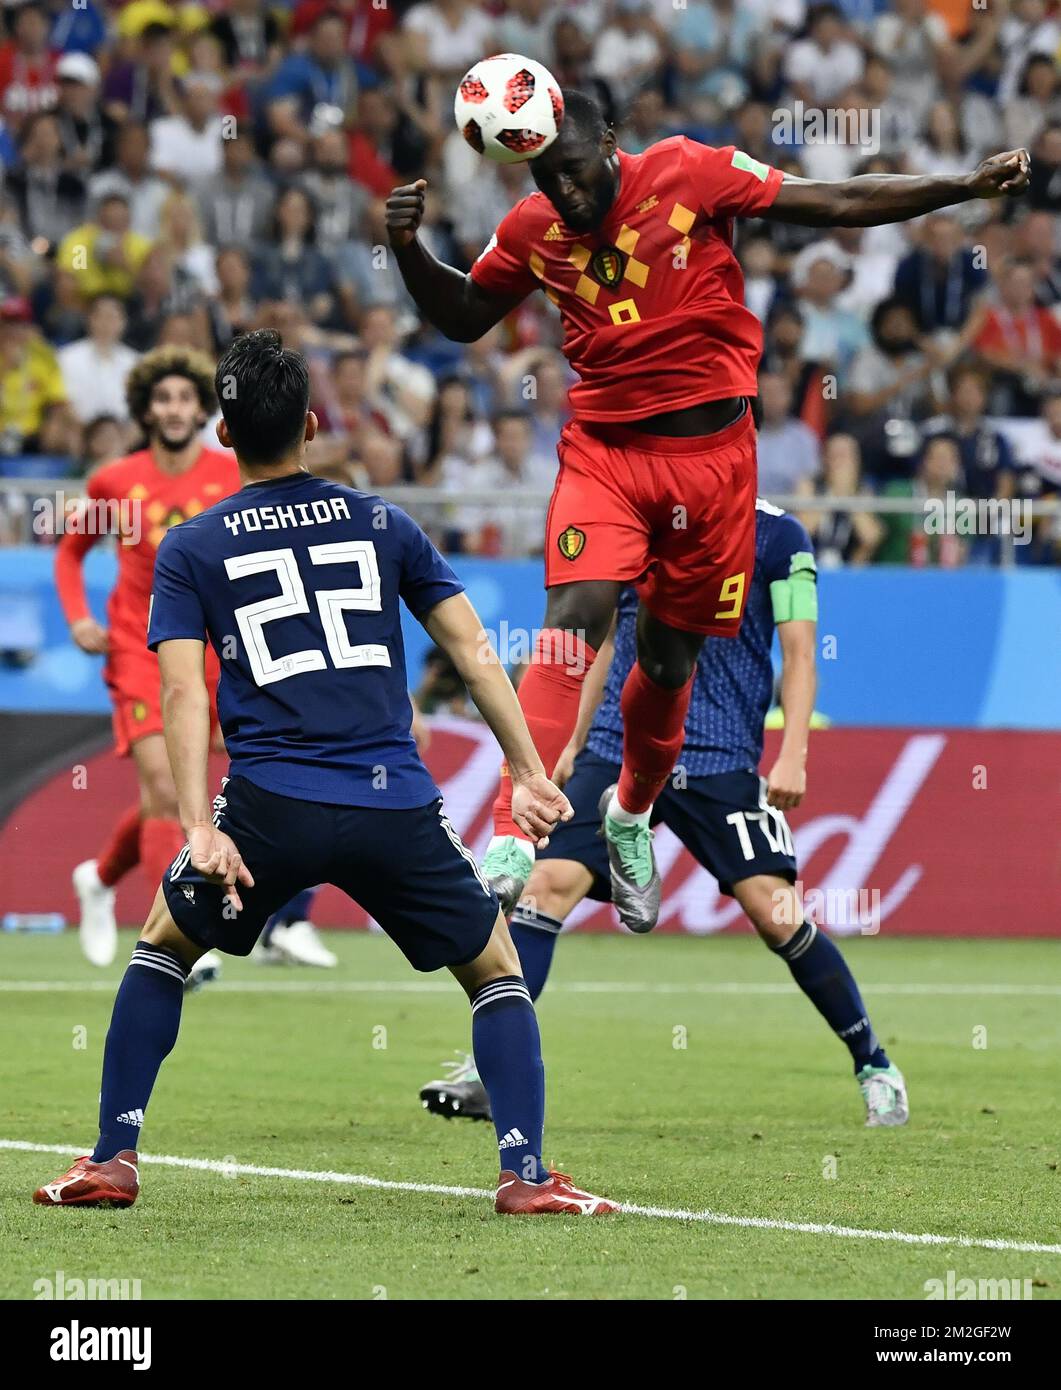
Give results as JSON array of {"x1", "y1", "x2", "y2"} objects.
[
  {"x1": 1019, "y1": 52, "x2": 1058, "y2": 97},
  {"x1": 492, "y1": 407, "x2": 532, "y2": 429},
  {"x1": 870, "y1": 296, "x2": 915, "y2": 337},
  {"x1": 271, "y1": 183, "x2": 318, "y2": 246},
  {"x1": 559, "y1": 88, "x2": 608, "y2": 144},
  {"x1": 215, "y1": 330, "x2": 310, "y2": 466}
]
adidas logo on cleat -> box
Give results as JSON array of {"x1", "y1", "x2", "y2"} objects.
[
  {"x1": 116, "y1": 1109, "x2": 144, "y2": 1127},
  {"x1": 498, "y1": 1128, "x2": 527, "y2": 1149}
]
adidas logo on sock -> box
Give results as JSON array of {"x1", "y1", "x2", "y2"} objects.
[
  {"x1": 116, "y1": 1109, "x2": 144, "y2": 1127},
  {"x1": 498, "y1": 1128, "x2": 527, "y2": 1149}
]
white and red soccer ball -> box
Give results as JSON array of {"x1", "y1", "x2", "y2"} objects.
[{"x1": 454, "y1": 54, "x2": 564, "y2": 164}]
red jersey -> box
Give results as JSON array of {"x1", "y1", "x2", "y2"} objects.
[
  {"x1": 470, "y1": 138, "x2": 784, "y2": 422},
  {"x1": 973, "y1": 306, "x2": 1061, "y2": 369},
  {"x1": 56, "y1": 447, "x2": 241, "y2": 654}
]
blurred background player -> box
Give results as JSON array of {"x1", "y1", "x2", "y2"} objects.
[
  {"x1": 55, "y1": 346, "x2": 234, "y2": 971},
  {"x1": 53, "y1": 345, "x2": 335, "y2": 976},
  {"x1": 386, "y1": 90, "x2": 1031, "y2": 935},
  {"x1": 33, "y1": 330, "x2": 615, "y2": 1217},
  {"x1": 421, "y1": 501, "x2": 908, "y2": 1129}
]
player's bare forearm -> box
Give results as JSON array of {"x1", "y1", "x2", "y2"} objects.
[
  {"x1": 386, "y1": 180, "x2": 521, "y2": 341},
  {"x1": 778, "y1": 622, "x2": 816, "y2": 764},
  {"x1": 158, "y1": 639, "x2": 213, "y2": 833},
  {"x1": 421, "y1": 593, "x2": 545, "y2": 781},
  {"x1": 765, "y1": 149, "x2": 1030, "y2": 228}
]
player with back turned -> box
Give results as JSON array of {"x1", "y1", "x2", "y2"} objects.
[
  {"x1": 33, "y1": 330, "x2": 617, "y2": 1217},
  {"x1": 386, "y1": 87, "x2": 1031, "y2": 934}
]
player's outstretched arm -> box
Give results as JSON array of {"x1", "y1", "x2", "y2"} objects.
[
  {"x1": 158, "y1": 638, "x2": 253, "y2": 909},
  {"x1": 767, "y1": 619, "x2": 817, "y2": 812},
  {"x1": 385, "y1": 179, "x2": 524, "y2": 342},
  {"x1": 421, "y1": 592, "x2": 573, "y2": 845},
  {"x1": 763, "y1": 149, "x2": 1031, "y2": 228}
]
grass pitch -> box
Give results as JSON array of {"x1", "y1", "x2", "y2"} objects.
[{"x1": 1, "y1": 931, "x2": 1058, "y2": 1300}]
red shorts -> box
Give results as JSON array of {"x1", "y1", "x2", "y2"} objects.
[
  {"x1": 545, "y1": 407, "x2": 757, "y2": 636},
  {"x1": 105, "y1": 644, "x2": 220, "y2": 757}
]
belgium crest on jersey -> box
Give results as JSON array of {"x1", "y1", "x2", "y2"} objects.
[
  {"x1": 590, "y1": 246, "x2": 624, "y2": 289},
  {"x1": 557, "y1": 525, "x2": 586, "y2": 561}
]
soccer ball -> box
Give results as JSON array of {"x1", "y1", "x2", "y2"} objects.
[{"x1": 454, "y1": 54, "x2": 564, "y2": 164}]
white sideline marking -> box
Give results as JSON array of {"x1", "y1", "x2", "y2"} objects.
[
  {"x1": 2, "y1": 980, "x2": 1060, "y2": 997},
  {"x1": 6, "y1": 1139, "x2": 1061, "y2": 1256}
]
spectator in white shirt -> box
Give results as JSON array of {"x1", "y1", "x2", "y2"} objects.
[
  {"x1": 88, "y1": 123, "x2": 169, "y2": 240},
  {"x1": 755, "y1": 371, "x2": 821, "y2": 498},
  {"x1": 403, "y1": 0, "x2": 496, "y2": 78},
  {"x1": 149, "y1": 72, "x2": 225, "y2": 182},
  {"x1": 784, "y1": 4, "x2": 863, "y2": 104},
  {"x1": 157, "y1": 189, "x2": 218, "y2": 296},
  {"x1": 592, "y1": 0, "x2": 663, "y2": 113},
  {"x1": 57, "y1": 294, "x2": 140, "y2": 424},
  {"x1": 871, "y1": 0, "x2": 947, "y2": 128}
]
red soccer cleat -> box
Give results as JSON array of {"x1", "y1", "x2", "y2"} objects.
[
  {"x1": 495, "y1": 1168, "x2": 619, "y2": 1215},
  {"x1": 33, "y1": 1151, "x2": 140, "y2": 1208}
]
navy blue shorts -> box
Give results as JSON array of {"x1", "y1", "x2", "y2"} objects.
[
  {"x1": 538, "y1": 750, "x2": 798, "y2": 899},
  {"x1": 163, "y1": 775, "x2": 499, "y2": 972}
]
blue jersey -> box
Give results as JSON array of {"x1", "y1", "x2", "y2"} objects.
[
  {"x1": 587, "y1": 502, "x2": 816, "y2": 776},
  {"x1": 148, "y1": 472, "x2": 463, "y2": 807}
]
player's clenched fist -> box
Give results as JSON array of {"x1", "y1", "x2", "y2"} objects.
[
  {"x1": 511, "y1": 772, "x2": 574, "y2": 849},
  {"x1": 187, "y1": 823, "x2": 255, "y2": 912},
  {"x1": 386, "y1": 178, "x2": 427, "y2": 249},
  {"x1": 969, "y1": 148, "x2": 1031, "y2": 199},
  {"x1": 70, "y1": 616, "x2": 109, "y2": 654}
]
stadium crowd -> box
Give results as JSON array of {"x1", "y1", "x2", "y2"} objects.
[{"x1": 0, "y1": 0, "x2": 1058, "y2": 564}]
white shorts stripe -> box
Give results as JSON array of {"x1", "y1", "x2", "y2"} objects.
[{"x1": 438, "y1": 807, "x2": 492, "y2": 896}]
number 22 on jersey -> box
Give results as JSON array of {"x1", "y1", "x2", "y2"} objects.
[{"x1": 225, "y1": 542, "x2": 390, "y2": 687}]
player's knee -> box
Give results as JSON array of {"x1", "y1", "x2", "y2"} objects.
[
  {"x1": 738, "y1": 878, "x2": 800, "y2": 947},
  {"x1": 543, "y1": 583, "x2": 615, "y2": 652},
  {"x1": 520, "y1": 859, "x2": 578, "y2": 923},
  {"x1": 636, "y1": 618, "x2": 702, "y2": 689},
  {"x1": 140, "y1": 769, "x2": 178, "y2": 819},
  {"x1": 139, "y1": 888, "x2": 204, "y2": 968}
]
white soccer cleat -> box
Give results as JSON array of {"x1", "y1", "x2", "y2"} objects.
[
  {"x1": 72, "y1": 859, "x2": 118, "y2": 967},
  {"x1": 185, "y1": 950, "x2": 223, "y2": 993},
  {"x1": 270, "y1": 921, "x2": 338, "y2": 969},
  {"x1": 250, "y1": 938, "x2": 285, "y2": 965}
]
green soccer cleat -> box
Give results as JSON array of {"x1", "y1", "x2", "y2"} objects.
[
  {"x1": 858, "y1": 1063, "x2": 909, "y2": 1127},
  {"x1": 420, "y1": 1053, "x2": 492, "y2": 1121},
  {"x1": 598, "y1": 784, "x2": 661, "y2": 934},
  {"x1": 480, "y1": 835, "x2": 534, "y2": 915}
]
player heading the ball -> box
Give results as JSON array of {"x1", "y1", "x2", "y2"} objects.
[{"x1": 387, "y1": 72, "x2": 1031, "y2": 934}]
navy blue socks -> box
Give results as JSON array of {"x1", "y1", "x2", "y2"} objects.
[
  {"x1": 470, "y1": 976, "x2": 546, "y2": 1182},
  {"x1": 92, "y1": 942, "x2": 188, "y2": 1162},
  {"x1": 772, "y1": 922, "x2": 889, "y2": 1072},
  {"x1": 509, "y1": 903, "x2": 563, "y2": 1001}
]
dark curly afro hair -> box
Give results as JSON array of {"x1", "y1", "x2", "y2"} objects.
[{"x1": 125, "y1": 345, "x2": 217, "y2": 431}]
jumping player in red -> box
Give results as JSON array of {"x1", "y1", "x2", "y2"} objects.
[
  {"x1": 56, "y1": 347, "x2": 238, "y2": 967},
  {"x1": 386, "y1": 89, "x2": 1030, "y2": 931}
]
